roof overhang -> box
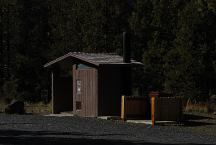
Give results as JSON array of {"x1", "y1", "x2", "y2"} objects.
[
  {"x1": 44, "y1": 52, "x2": 99, "y2": 68},
  {"x1": 44, "y1": 52, "x2": 144, "y2": 69}
]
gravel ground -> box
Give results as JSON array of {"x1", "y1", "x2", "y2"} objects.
[{"x1": 0, "y1": 114, "x2": 216, "y2": 145}]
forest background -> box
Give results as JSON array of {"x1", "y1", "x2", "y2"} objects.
[{"x1": 1, "y1": 0, "x2": 216, "y2": 102}]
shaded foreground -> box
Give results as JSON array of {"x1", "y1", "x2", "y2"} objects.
[{"x1": 0, "y1": 114, "x2": 215, "y2": 145}]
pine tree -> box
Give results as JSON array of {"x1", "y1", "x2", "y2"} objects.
[{"x1": 141, "y1": 0, "x2": 179, "y2": 91}]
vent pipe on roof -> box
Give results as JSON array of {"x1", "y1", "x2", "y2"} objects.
[{"x1": 123, "y1": 32, "x2": 131, "y2": 63}]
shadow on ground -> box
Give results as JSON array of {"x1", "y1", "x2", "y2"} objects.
[
  {"x1": 173, "y1": 113, "x2": 215, "y2": 127},
  {"x1": 157, "y1": 121, "x2": 215, "y2": 127},
  {"x1": 181, "y1": 121, "x2": 215, "y2": 127},
  {"x1": 0, "y1": 129, "x2": 214, "y2": 145},
  {"x1": 183, "y1": 114, "x2": 213, "y2": 120}
]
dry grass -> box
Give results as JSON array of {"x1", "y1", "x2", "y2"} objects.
[
  {"x1": 24, "y1": 102, "x2": 52, "y2": 114},
  {"x1": 0, "y1": 99, "x2": 6, "y2": 113},
  {"x1": 184, "y1": 99, "x2": 210, "y2": 113}
]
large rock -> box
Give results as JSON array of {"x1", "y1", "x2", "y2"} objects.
[
  {"x1": 208, "y1": 95, "x2": 216, "y2": 113},
  {"x1": 210, "y1": 95, "x2": 216, "y2": 104},
  {"x1": 5, "y1": 100, "x2": 25, "y2": 114}
]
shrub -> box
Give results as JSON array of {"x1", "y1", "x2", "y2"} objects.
[{"x1": 2, "y1": 77, "x2": 19, "y2": 103}]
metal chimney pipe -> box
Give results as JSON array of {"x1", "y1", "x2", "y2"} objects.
[{"x1": 123, "y1": 32, "x2": 131, "y2": 63}]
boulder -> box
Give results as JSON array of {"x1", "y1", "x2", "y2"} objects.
[
  {"x1": 210, "y1": 95, "x2": 216, "y2": 104},
  {"x1": 5, "y1": 100, "x2": 25, "y2": 114}
]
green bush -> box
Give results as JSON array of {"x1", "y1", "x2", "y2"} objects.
[{"x1": 2, "y1": 77, "x2": 19, "y2": 103}]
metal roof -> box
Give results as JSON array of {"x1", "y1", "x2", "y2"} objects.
[{"x1": 44, "y1": 52, "x2": 143, "y2": 68}]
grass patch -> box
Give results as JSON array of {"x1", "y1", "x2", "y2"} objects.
[
  {"x1": 0, "y1": 99, "x2": 51, "y2": 115},
  {"x1": 185, "y1": 102, "x2": 209, "y2": 113},
  {"x1": 25, "y1": 102, "x2": 52, "y2": 114},
  {"x1": 0, "y1": 98, "x2": 6, "y2": 113},
  {"x1": 184, "y1": 98, "x2": 216, "y2": 114}
]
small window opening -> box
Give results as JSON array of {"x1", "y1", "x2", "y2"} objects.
[{"x1": 76, "y1": 64, "x2": 91, "y2": 69}]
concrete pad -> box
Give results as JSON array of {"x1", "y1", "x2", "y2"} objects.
[
  {"x1": 97, "y1": 116, "x2": 109, "y2": 120},
  {"x1": 127, "y1": 120, "x2": 152, "y2": 125},
  {"x1": 97, "y1": 116, "x2": 120, "y2": 120},
  {"x1": 126, "y1": 120, "x2": 177, "y2": 125},
  {"x1": 44, "y1": 112, "x2": 74, "y2": 117}
]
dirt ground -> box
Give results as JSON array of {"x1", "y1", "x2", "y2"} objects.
[
  {"x1": 0, "y1": 113, "x2": 216, "y2": 145},
  {"x1": 172, "y1": 112, "x2": 216, "y2": 137}
]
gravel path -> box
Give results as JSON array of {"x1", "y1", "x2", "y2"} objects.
[{"x1": 0, "y1": 114, "x2": 215, "y2": 145}]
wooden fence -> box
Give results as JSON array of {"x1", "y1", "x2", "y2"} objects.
[
  {"x1": 149, "y1": 92, "x2": 182, "y2": 123},
  {"x1": 153, "y1": 97, "x2": 182, "y2": 121},
  {"x1": 121, "y1": 96, "x2": 149, "y2": 120},
  {"x1": 121, "y1": 92, "x2": 182, "y2": 126}
]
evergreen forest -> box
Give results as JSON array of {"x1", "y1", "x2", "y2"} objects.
[{"x1": 1, "y1": 0, "x2": 216, "y2": 102}]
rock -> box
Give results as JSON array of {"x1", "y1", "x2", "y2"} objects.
[
  {"x1": 209, "y1": 95, "x2": 216, "y2": 104},
  {"x1": 5, "y1": 100, "x2": 25, "y2": 114}
]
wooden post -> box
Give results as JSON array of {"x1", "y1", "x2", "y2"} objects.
[
  {"x1": 121, "y1": 95, "x2": 126, "y2": 121},
  {"x1": 156, "y1": 96, "x2": 159, "y2": 121},
  {"x1": 151, "y1": 96, "x2": 155, "y2": 127},
  {"x1": 149, "y1": 91, "x2": 159, "y2": 127}
]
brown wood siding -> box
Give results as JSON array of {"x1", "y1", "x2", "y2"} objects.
[
  {"x1": 124, "y1": 97, "x2": 148, "y2": 118},
  {"x1": 73, "y1": 65, "x2": 98, "y2": 117},
  {"x1": 156, "y1": 97, "x2": 182, "y2": 121},
  {"x1": 98, "y1": 65, "x2": 132, "y2": 116},
  {"x1": 98, "y1": 66, "x2": 125, "y2": 116}
]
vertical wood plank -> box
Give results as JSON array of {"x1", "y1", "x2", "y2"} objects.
[
  {"x1": 83, "y1": 71, "x2": 85, "y2": 116},
  {"x1": 73, "y1": 65, "x2": 75, "y2": 115},
  {"x1": 51, "y1": 72, "x2": 54, "y2": 114},
  {"x1": 151, "y1": 96, "x2": 155, "y2": 127},
  {"x1": 95, "y1": 69, "x2": 98, "y2": 116}
]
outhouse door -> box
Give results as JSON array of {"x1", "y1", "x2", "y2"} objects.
[{"x1": 73, "y1": 65, "x2": 98, "y2": 117}]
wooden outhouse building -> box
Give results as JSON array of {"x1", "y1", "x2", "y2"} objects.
[{"x1": 45, "y1": 52, "x2": 142, "y2": 117}]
